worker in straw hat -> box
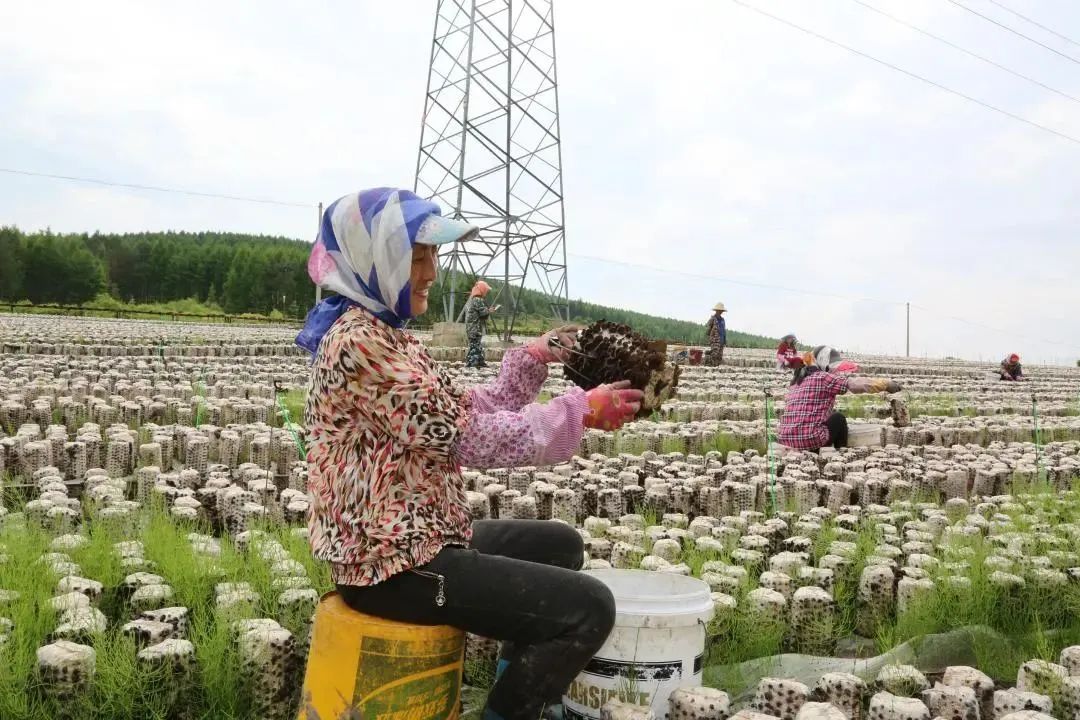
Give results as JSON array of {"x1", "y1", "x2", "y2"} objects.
[
  {"x1": 705, "y1": 302, "x2": 727, "y2": 366},
  {"x1": 297, "y1": 188, "x2": 643, "y2": 719}
]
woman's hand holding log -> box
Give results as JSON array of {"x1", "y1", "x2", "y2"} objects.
[
  {"x1": 584, "y1": 381, "x2": 643, "y2": 431},
  {"x1": 525, "y1": 325, "x2": 584, "y2": 364}
]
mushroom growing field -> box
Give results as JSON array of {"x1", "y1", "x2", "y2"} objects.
[{"x1": 2, "y1": 313, "x2": 1080, "y2": 720}]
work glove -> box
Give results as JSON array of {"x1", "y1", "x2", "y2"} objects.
[
  {"x1": 524, "y1": 325, "x2": 583, "y2": 364},
  {"x1": 584, "y1": 381, "x2": 643, "y2": 431}
]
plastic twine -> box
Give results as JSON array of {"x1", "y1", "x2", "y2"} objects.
[
  {"x1": 193, "y1": 369, "x2": 207, "y2": 427},
  {"x1": 274, "y1": 383, "x2": 307, "y2": 459},
  {"x1": 1032, "y1": 393, "x2": 1043, "y2": 481},
  {"x1": 765, "y1": 389, "x2": 778, "y2": 515}
]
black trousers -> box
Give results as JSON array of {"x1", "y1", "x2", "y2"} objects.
[
  {"x1": 827, "y1": 411, "x2": 848, "y2": 448},
  {"x1": 338, "y1": 520, "x2": 616, "y2": 720}
]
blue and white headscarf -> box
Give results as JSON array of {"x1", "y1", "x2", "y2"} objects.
[{"x1": 296, "y1": 187, "x2": 477, "y2": 355}]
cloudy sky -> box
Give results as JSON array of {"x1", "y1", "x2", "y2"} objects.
[{"x1": 3, "y1": 1, "x2": 1079, "y2": 364}]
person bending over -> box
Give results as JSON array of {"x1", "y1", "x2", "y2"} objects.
[{"x1": 1000, "y1": 353, "x2": 1025, "y2": 381}]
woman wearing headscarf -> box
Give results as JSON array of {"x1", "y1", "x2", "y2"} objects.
[
  {"x1": 999, "y1": 353, "x2": 1025, "y2": 381},
  {"x1": 462, "y1": 280, "x2": 499, "y2": 368},
  {"x1": 297, "y1": 188, "x2": 643, "y2": 720},
  {"x1": 776, "y1": 333, "x2": 803, "y2": 370},
  {"x1": 778, "y1": 345, "x2": 901, "y2": 451}
]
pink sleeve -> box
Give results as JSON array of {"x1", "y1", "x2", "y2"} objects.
[
  {"x1": 456, "y1": 388, "x2": 589, "y2": 469},
  {"x1": 467, "y1": 346, "x2": 549, "y2": 413}
]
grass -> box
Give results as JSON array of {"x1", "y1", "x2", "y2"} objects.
[
  {"x1": 640, "y1": 507, "x2": 662, "y2": 531},
  {"x1": 661, "y1": 435, "x2": 687, "y2": 456},
  {"x1": 836, "y1": 394, "x2": 879, "y2": 420},
  {"x1": 615, "y1": 663, "x2": 648, "y2": 706},
  {"x1": 274, "y1": 388, "x2": 309, "y2": 460},
  {"x1": 834, "y1": 391, "x2": 991, "y2": 420},
  {"x1": 699, "y1": 479, "x2": 1080, "y2": 689},
  {"x1": 704, "y1": 432, "x2": 755, "y2": 459},
  {"x1": 3, "y1": 428, "x2": 1078, "y2": 714},
  {"x1": 613, "y1": 433, "x2": 647, "y2": 456},
  {"x1": 193, "y1": 375, "x2": 209, "y2": 427},
  {"x1": 0, "y1": 500, "x2": 332, "y2": 720},
  {"x1": 902, "y1": 486, "x2": 1080, "y2": 677},
  {"x1": 4, "y1": 294, "x2": 298, "y2": 325},
  {"x1": 276, "y1": 388, "x2": 307, "y2": 428},
  {"x1": 681, "y1": 539, "x2": 720, "y2": 579},
  {"x1": 0, "y1": 522, "x2": 57, "y2": 720},
  {"x1": 880, "y1": 538, "x2": 1080, "y2": 681}
]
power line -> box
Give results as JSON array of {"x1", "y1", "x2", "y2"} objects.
[
  {"x1": 0, "y1": 167, "x2": 312, "y2": 209},
  {"x1": 569, "y1": 251, "x2": 904, "y2": 306},
  {"x1": 943, "y1": 0, "x2": 1080, "y2": 67},
  {"x1": 5, "y1": 164, "x2": 1074, "y2": 353},
  {"x1": 569, "y1": 251, "x2": 1079, "y2": 354},
  {"x1": 984, "y1": 0, "x2": 1080, "y2": 50},
  {"x1": 728, "y1": 0, "x2": 1080, "y2": 147},
  {"x1": 852, "y1": 0, "x2": 1080, "y2": 105},
  {"x1": 910, "y1": 303, "x2": 1080, "y2": 352}
]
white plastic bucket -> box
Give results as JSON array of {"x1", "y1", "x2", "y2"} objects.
[
  {"x1": 563, "y1": 569, "x2": 714, "y2": 720},
  {"x1": 847, "y1": 423, "x2": 883, "y2": 448}
]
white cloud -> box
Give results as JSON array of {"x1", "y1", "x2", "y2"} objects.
[{"x1": 2, "y1": 0, "x2": 1079, "y2": 364}]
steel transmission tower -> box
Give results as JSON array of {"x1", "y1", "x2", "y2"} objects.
[{"x1": 414, "y1": 0, "x2": 569, "y2": 340}]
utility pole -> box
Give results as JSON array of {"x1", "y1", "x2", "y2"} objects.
[
  {"x1": 906, "y1": 302, "x2": 910, "y2": 357},
  {"x1": 314, "y1": 202, "x2": 323, "y2": 306},
  {"x1": 414, "y1": 0, "x2": 570, "y2": 338}
]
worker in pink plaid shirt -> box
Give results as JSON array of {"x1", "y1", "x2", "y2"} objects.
[{"x1": 779, "y1": 345, "x2": 901, "y2": 451}]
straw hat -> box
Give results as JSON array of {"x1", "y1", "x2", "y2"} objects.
[{"x1": 712, "y1": 302, "x2": 726, "y2": 312}]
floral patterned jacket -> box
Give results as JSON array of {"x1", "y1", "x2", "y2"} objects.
[{"x1": 305, "y1": 306, "x2": 588, "y2": 587}]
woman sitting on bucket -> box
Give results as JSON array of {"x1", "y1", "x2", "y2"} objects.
[
  {"x1": 776, "y1": 333, "x2": 803, "y2": 370},
  {"x1": 778, "y1": 346, "x2": 901, "y2": 451},
  {"x1": 296, "y1": 188, "x2": 643, "y2": 720}
]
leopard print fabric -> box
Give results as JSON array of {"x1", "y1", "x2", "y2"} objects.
[{"x1": 306, "y1": 306, "x2": 474, "y2": 587}]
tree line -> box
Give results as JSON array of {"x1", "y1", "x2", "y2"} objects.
[
  {"x1": 424, "y1": 277, "x2": 777, "y2": 347},
  {"x1": 0, "y1": 226, "x2": 311, "y2": 316},
  {"x1": 0, "y1": 226, "x2": 776, "y2": 346}
]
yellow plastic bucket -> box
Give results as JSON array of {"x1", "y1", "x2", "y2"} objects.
[{"x1": 299, "y1": 592, "x2": 465, "y2": 720}]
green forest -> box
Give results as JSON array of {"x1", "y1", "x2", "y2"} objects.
[{"x1": 0, "y1": 226, "x2": 776, "y2": 346}]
